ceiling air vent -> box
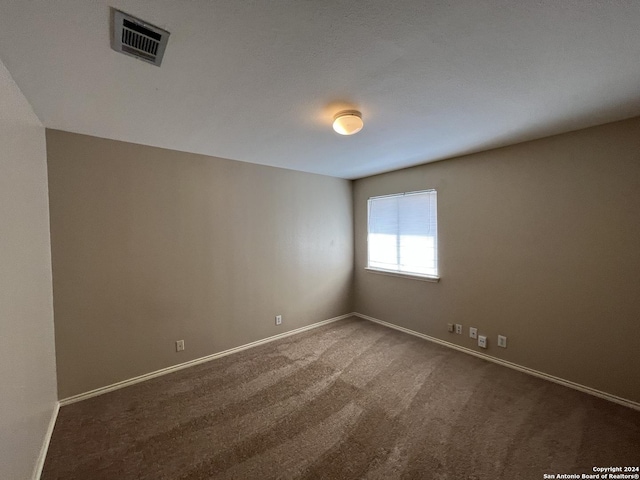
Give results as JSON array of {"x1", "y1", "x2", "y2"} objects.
[{"x1": 111, "y1": 8, "x2": 170, "y2": 66}]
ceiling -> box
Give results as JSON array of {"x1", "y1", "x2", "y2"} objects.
[{"x1": 1, "y1": 1, "x2": 639, "y2": 179}]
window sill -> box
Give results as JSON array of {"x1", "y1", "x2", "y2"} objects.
[{"x1": 365, "y1": 267, "x2": 440, "y2": 283}]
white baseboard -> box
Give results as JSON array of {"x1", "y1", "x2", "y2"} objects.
[
  {"x1": 354, "y1": 313, "x2": 640, "y2": 412},
  {"x1": 59, "y1": 313, "x2": 356, "y2": 406},
  {"x1": 59, "y1": 311, "x2": 639, "y2": 412},
  {"x1": 32, "y1": 401, "x2": 59, "y2": 480}
]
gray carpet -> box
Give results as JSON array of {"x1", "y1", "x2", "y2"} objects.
[{"x1": 42, "y1": 317, "x2": 640, "y2": 479}]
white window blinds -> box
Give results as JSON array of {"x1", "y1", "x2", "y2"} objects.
[{"x1": 367, "y1": 190, "x2": 438, "y2": 277}]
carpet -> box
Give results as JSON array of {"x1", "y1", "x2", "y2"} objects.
[{"x1": 42, "y1": 317, "x2": 640, "y2": 479}]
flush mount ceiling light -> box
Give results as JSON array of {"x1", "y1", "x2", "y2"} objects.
[{"x1": 332, "y1": 110, "x2": 364, "y2": 135}]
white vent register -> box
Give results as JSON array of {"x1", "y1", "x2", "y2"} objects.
[{"x1": 111, "y1": 9, "x2": 170, "y2": 66}]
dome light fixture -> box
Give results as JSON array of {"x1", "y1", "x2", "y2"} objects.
[{"x1": 332, "y1": 110, "x2": 364, "y2": 136}]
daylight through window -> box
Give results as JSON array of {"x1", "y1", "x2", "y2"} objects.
[{"x1": 367, "y1": 190, "x2": 438, "y2": 278}]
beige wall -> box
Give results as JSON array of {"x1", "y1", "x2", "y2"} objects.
[
  {"x1": 44, "y1": 116, "x2": 640, "y2": 404},
  {"x1": 46, "y1": 130, "x2": 353, "y2": 399},
  {"x1": 0, "y1": 59, "x2": 57, "y2": 479},
  {"x1": 354, "y1": 117, "x2": 640, "y2": 404}
]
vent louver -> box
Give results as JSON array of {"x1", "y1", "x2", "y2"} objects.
[{"x1": 111, "y1": 9, "x2": 169, "y2": 66}]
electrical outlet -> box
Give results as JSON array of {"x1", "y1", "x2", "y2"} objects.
[
  {"x1": 498, "y1": 335, "x2": 507, "y2": 348},
  {"x1": 447, "y1": 323, "x2": 454, "y2": 333},
  {"x1": 455, "y1": 324, "x2": 463, "y2": 335},
  {"x1": 176, "y1": 340, "x2": 185, "y2": 352},
  {"x1": 478, "y1": 335, "x2": 487, "y2": 349},
  {"x1": 275, "y1": 315, "x2": 282, "y2": 326},
  {"x1": 469, "y1": 327, "x2": 478, "y2": 339}
]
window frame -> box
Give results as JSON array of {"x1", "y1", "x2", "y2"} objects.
[{"x1": 366, "y1": 189, "x2": 440, "y2": 282}]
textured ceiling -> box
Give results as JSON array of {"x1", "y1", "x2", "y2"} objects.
[{"x1": 1, "y1": 1, "x2": 639, "y2": 179}]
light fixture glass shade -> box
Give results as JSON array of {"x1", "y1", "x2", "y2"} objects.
[{"x1": 333, "y1": 110, "x2": 363, "y2": 135}]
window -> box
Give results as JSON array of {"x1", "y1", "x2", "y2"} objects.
[{"x1": 367, "y1": 190, "x2": 438, "y2": 279}]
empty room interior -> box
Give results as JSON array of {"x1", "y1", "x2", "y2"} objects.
[{"x1": 2, "y1": 1, "x2": 640, "y2": 479}]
